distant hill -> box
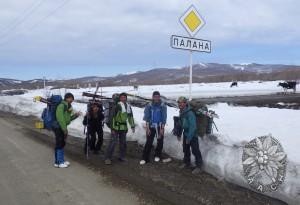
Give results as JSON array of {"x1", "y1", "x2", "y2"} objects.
[{"x1": 1, "y1": 63, "x2": 300, "y2": 90}]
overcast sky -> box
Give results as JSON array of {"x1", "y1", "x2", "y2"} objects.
[{"x1": 0, "y1": 0, "x2": 299, "y2": 80}]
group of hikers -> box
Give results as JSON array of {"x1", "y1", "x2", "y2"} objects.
[{"x1": 52, "y1": 91, "x2": 203, "y2": 173}]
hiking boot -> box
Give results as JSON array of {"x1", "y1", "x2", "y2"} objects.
[
  {"x1": 58, "y1": 162, "x2": 69, "y2": 168},
  {"x1": 105, "y1": 159, "x2": 112, "y2": 165},
  {"x1": 139, "y1": 160, "x2": 146, "y2": 165},
  {"x1": 162, "y1": 158, "x2": 172, "y2": 163},
  {"x1": 154, "y1": 157, "x2": 160, "y2": 162},
  {"x1": 192, "y1": 167, "x2": 203, "y2": 175},
  {"x1": 118, "y1": 158, "x2": 127, "y2": 162},
  {"x1": 55, "y1": 160, "x2": 70, "y2": 168},
  {"x1": 179, "y1": 163, "x2": 190, "y2": 169}
]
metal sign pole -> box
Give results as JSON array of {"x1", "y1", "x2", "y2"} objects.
[
  {"x1": 173, "y1": 5, "x2": 210, "y2": 101},
  {"x1": 189, "y1": 50, "x2": 193, "y2": 101},
  {"x1": 43, "y1": 76, "x2": 46, "y2": 89}
]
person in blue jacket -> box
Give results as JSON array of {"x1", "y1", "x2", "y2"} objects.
[
  {"x1": 140, "y1": 91, "x2": 167, "y2": 165},
  {"x1": 177, "y1": 96, "x2": 203, "y2": 172}
]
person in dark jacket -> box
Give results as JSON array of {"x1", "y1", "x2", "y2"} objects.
[
  {"x1": 140, "y1": 91, "x2": 167, "y2": 165},
  {"x1": 83, "y1": 102, "x2": 104, "y2": 155},
  {"x1": 177, "y1": 96, "x2": 203, "y2": 174}
]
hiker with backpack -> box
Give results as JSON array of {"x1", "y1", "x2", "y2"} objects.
[
  {"x1": 104, "y1": 92, "x2": 135, "y2": 165},
  {"x1": 53, "y1": 93, "x2": 81, "y2": 168},
  {"x1": 140, "y1": 91, "x2": 167, "y2": 165},
  {"x1": 83, "y1": 101, "x2": 104, "y2": 155},
  {"x1": 176, "y1": 96, "x2": 203, "y2": 174}
]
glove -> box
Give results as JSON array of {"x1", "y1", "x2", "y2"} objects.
[
  {"x1": 185, "y1": 139, "x2": 190, "y2": 145},
  {"x1": 177, "y1": 136, "x2": 181, "y2": 142},
  {"x1": 132, "y1": 127, "x2": 135, "y2": 133}
]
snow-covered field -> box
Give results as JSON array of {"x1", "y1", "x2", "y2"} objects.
[
  {"x1": 0, "y1": 81, "x2": 299, "y2": 204},
  {"x1": 88, "y1": 80, "x2": 294, "y2": 99}
]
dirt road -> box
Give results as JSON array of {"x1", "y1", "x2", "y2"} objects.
[
  {"x1": 0, "y1": 117, "x2": 140, "y2": 205},
  {"x1": 0, "y1": 111, "x2": 287, "y2": 205}
]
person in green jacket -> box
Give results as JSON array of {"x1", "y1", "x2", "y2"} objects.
[
  {"x1": 105, "y1": 92, "x2": 135, "y2": 165},
  {"x1": 177, "y1": 96, "x2": 203, "y2": 173},
  {"x1": 54, "y1": 93, "x2": 81, "y2": 168}
]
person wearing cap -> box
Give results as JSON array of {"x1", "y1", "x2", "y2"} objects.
[
  {"x1": 105, "y1": 92, "x2": 135, "y2": 165},
  {"x1": 54, "y1": 93, "x2": 81, "y2": 168},
  {"x1": 177, "y1": 96, "x2": 203, "y2": 173},
  {"x1": 83, "y1": 101, "x2": 104, "y2": 155},
  {"x1": 140, "y1": 91, "x2": 167, "y2": 165}
]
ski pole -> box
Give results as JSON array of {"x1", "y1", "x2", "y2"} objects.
[{"x1": 213, "y1": 121, "x2": 219, "y2": 132}]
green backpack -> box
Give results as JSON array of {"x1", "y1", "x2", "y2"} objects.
[{"x1": 189, "y1": 101, "x2": 213, "y2": 137}]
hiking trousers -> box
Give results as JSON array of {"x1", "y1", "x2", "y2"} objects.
[
  {"x1": 53, "y1": 128, "x2": 66, "y2": 149},
  {"x1": 142, "y1": 127, "x2": 164, "y2": 162},
  {"x1": 85, "y1": 127, "x2": 103, "y2": 151},
  {"x1": 183, "y1": 136, "x2": 203, "y2": 167},
  {"x1": 105, "y1": 130, "x2": 127, "y2": 160}
]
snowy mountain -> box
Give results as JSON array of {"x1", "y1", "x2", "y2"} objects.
[
  {"x1": 0, "y1": 78, "x2": 22, "y2": 87},
  {"x1": 1, "y1": 63, "x2": 300, "y2": 90}
]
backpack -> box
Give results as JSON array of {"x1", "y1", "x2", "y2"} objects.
[
  {"x1": 189, "y1": 101, "x2": 213, "y2": 137},
  {"x1": 149, "y1": 102, "x2": 165, "y2": 125},
  {"x1": 172, "y1": 116, "x2": 183, "y2": 137},
  {"x1": 41, "y1": 95, "x2": 63, "y2": 130},
  {"x1": 104, "y1": 94, "x2": 119, "y2": 129}
]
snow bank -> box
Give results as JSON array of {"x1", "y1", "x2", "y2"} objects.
[{"x1": 0, "y1": 85, "x2": 299, "y2": 204}]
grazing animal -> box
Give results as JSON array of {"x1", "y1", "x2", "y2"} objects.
[
  {"x1": 230, "y1": 81, "x2": 238, "y2": 88},
  {"x1": 278, "y1": 81, "x2": 297, "y2": 93},
  {"x1": 133, "y1": 85, "x2": 139, "y2": 91}
]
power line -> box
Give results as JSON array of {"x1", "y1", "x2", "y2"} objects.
[
  {"x1": 0, "y1": 0, "x2": 41, "y2": 34},
  {"x1": 0, "y1": 0, "x2": 71, "y2": 46},
  {"x1": 29, "y1": 0, "x2": 70, "y2": 31},
  {"x1": 0, "y1": 0, "x2": 48, "y2": 40}
]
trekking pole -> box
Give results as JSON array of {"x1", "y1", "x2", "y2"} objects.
[
  {"x1": 86, "y1": 124, "x2": 89, "y2": 160},
  {"x1": 213, "y1": 121, "x2": 219, "y2": 132},
  {"x1": 84, "y1": 120, "x2": 89, "y2": 160}
]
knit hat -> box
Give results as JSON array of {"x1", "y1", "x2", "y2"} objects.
[
  {"x1": 119, "y1": 92, "x2": 127, "y2": 98},
  {"x1": 152, "y1": 91, "x2": 160, "y2": 96}
]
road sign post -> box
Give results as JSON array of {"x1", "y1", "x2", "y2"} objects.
[
  {"x1": 189, "y1": 50, "x2": 193, "y2": 100},
  {"x1": 171, "y1": 5, "x2": 211, "y2": 100}
]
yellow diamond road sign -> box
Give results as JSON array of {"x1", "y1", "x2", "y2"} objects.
[{"x1": 180, "y1": 5, "x2": 205, "y2": 37}]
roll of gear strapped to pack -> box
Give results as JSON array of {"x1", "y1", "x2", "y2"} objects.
[{"x1": 172, "y1": 101, "x2": 219, "y2": 138}]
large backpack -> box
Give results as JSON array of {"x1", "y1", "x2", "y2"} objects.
[
  {"x1": 104, "y1": 94, "x2": 119, "y2": 129},
  {"x1": 149, "y1": 102, "x2": 166, "y2": 125},
  {"x1": 41, "y1": 95, "x2": 63, "y2": 130},
  {"x1": 188, "y1": 101, "x2": 214, "y2": 137}
]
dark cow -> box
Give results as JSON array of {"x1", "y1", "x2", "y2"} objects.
[
  {"x1": 278, "y1": 81, "x2": 297, "y2": 93},
  {"x1": 230, "y1": 81, "x2": 238, "y2": 88},
  {"x1": 133, "y1": 85, "x2": 139, "y2": 91}
]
